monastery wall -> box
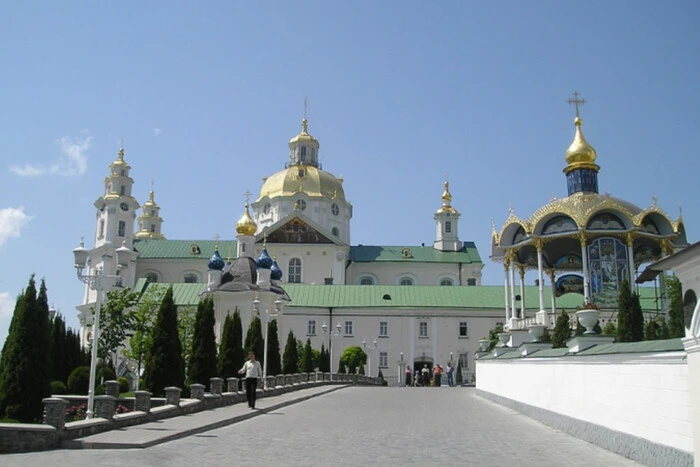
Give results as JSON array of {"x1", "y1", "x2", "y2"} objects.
[{"x1": 476, "y1": 352, "x2": 693, "y2": 466}]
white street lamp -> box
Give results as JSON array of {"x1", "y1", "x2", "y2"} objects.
[
  {"x1": 254, "y1": 297, "x2": 283, "y2": 389},
  {"x1": 322, "y1": 321, "x2": 342, "y2": 380},
  {"x1": 362, "y1": 339, "x2": 378, "y2": 377},
  {"x1": 73, "y1": 239, "x2": 132, "y2": 419}
]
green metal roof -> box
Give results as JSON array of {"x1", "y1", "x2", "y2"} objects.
[
  {"x1": 575, "y1": 338, "x2": 684, "y2": 356},
  {"x1": 283, "y1": 284, "x2": 661, "y2": 311},
  {"x1": 133, "y1": 239, "x2": 238, "y2": 260},
  {"x1": 524, "y1": 348, "x2": 571, "y2": 358},
  {"x1": 350, "y1": 242, "x2": 482, "y2": 264},
  {"x1": 133, "y1": 278, "x2": 206, "y2": 307}
]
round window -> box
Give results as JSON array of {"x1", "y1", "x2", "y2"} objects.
[
  {"x1": 298, "y1": 199, "x2": 307, "y2": 211},
  {"x1": 331, "y1": 203, "x2": 339, "y2": 216}
]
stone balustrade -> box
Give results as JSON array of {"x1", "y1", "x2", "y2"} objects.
[
  {"x1": 190, "y1": 384, "x2": 205, "y2": 400},
  {"x1": 227, "y1": 377, "x2": 240, "y2": 393},
  {"x1": 165, "y1": 387, "x2": 181, "y2": 407},
  {"x1": 134, "y1": 391, "x2": 152, "y2": 413},
  {"x1": 210, "y1": 377, "x2": 223, "y2": 396}
]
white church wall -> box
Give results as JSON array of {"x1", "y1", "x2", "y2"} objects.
[
  {"x1": 255, "y1": 244, "x2": 348, "y2": 285},
  {"x1": 347, "y1": 262, "x2": 482, "y2": 286},
  {"x1": 476, "y1": 352, "x2": 693, "y2": 456}
]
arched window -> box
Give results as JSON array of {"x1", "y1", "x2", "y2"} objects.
[
  {"x1": 184, "y1": 273, "x2": 198, "y2": 283},
  {"x1": 399, "y1": 277, "x2": 414, "y2": 286},
  {"x1": 360, "y1": 276, "x2": 374, "y2": 285},
  {"x1": 120, "y1": 185, "x2": 126, "y2": 195},
  {"x1": 440, "y1": 278, "x2": 453, "y2": 286},
  {"x1": 332, "y1": 227, "x2": 339, "y2": 237},
  {"x1": 150, "y1": 224, "x2": 156, "y2": 232},
  {"x1": 301, "y1": 146, "x2": 307, "y2": 162},
  {"x1": 145, "y1": 272, "x2": 158, "y2": 283},
  {"x1": 288, "y1": 258, "x2": 302, "y2": 283},
  {"x1": 445, "y1": 221, "x2": 452, "y2": 233}
]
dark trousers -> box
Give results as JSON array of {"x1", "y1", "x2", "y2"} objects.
[
  {"x1": 435, "y1": 374, "x2": 442, "y2": 387},
  {"x1": 245, "y1": 377, "x2": 258, "y2": 407}
]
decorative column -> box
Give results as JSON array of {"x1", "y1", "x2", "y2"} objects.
[
  {"x1": 536, "y1": 239, "x2": 547, "y2": 325},
  {"x1": 504, "y1": 260, "x2": 511, "y2": 322},
  {"x1": 548, "y1": 270, "x2": 557, "y2": 315},
  {"x1": 626, "y1": 233, "x2": 636, "y2": 286},
  {"x1": 580, "y1": 232, "x2": 591, "y2": 303},
  {"x1": 518, "y1": 266, "x2": 526, "y2": 320},
  {"x1": 510, "y1": 261, "x2": 517, "y2": 318}
]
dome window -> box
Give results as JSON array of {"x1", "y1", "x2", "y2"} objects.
[
  {"x1": 298, "y1": 168, "x2": 305, "y2": 178},
  {"x1": 445, "y1": 221, "x2": 452, "y2": 233},
  {"x1": 332, "y1": 203, "x2": 339, "y2": 216},
  {"x1": 264, "y1": 203, "x2": 271, "y2": 214},
  {"x1": 301, "y1": 146, "x2": 307, "y2": 161},
  {"x1": 332, "y1": 227, "x2": 339, "y2": 237}
]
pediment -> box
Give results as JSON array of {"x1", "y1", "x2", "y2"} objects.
[{"x1": 265, "y1": 217, "x2": 335, "y2": 244}]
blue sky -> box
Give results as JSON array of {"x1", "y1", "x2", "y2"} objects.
[{"x1": 1, "y1": 1, "x2": 698, "y2": 346}]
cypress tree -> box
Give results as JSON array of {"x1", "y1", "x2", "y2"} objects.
[
  {"x1": 658, "y1": 317, "x2": 670, "y2": 340},
  {"x1": 320, "y1": 343, "x2": 328, "y2": 372},
  {"x1": 232, "y1": 310, "x2": 245, "y2": 373},
  {"x1": 551, "y1": 310, "x2": 571, "y2": 348},
  {"x1": 49, "y1": 314, "x2": 67, "y2": 383},
  {"x1": 667, "y1": 275, "x2": 685, "y2": 338},
  {"x1": 0, "y1": 275, "x2": 51, "y2": 421},
  {"x1": 602, "y1": 321, "x2": 617, "y2": 338},
  {"x1": 629, "y1": 292, "x2": 645, "y2": 342},
  {"x1": 644, "y1": 320, "x2": 658, "y2": 341},
  {"x1": 617, "y1": 279, "x2": 634, "y2": 343},
  {"x1": 143, "y1": 287, "x2": 185, "y2": 396},
  {"x1": 244, "y1": 316, "x2": 264, "y2": 363},
  {"x1": 282, "y1": 330, "x2": 299, "y2": 374},
  {"x1": 302, "y1": 338, "x2": 314, "y2": 373},
  {"x1": 187, "y1": 297, "x2": 218, "y2": 388},
  {"x1": 266, "y1": 319, "x2": 282, "y2": 376},
  {"x1": 218, "y1": 314, "x2": 237, "y2": 378}
]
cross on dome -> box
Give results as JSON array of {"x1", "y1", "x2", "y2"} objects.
[{"x1": 567, "y1": 91, "x2": 586, "y2": 118}]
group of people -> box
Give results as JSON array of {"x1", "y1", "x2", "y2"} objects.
[{"x1": 405, "y1": 362, "x2": 455, "y2": 387}]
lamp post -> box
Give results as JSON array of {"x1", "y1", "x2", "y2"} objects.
[
  {"x1": 321, "y1": 321, "x2": 341, "y2": 380},
  {"x1": 253, "y1": 297, "x2": 282, "y2": 389},
  {"x1": 362, "y1": 339, "x2": 378, "y2": 377},
  {"x1": 73, "y1": 239, "x2": 132, "y2": 419}
]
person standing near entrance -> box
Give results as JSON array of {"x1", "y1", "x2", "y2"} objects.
[
  {"x1": 238, "y1": 352, "x2": 263, "y2": 409},
  {"x1": 446, "y1": 362, "x2": 454, "y2": 387},
  {"x1": 433, "y1": 363, "x2": 443, "y2": 387},
  {"x1": 405, "y1": 365, "x2": 412, "y2": 387}
]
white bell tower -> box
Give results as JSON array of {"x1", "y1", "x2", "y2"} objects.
[{"x1": 434, "y1": 181, "x2": 462, "y2": 252}]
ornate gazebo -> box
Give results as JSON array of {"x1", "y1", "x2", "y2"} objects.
[{"x1": 491, "y1": 93, "x2": 688, "y2": 329}]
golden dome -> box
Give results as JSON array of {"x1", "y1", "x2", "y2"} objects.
[
  {"x1": 236, "y1": 202, "x2": 257, "y2": 236},
  {"x1": 289, "y1": 119, "x2": 319, "y2": 146},
  {"x1": 111, "y1": 147, "x2": 129, "y2": 167},
  {"x1": 257, "y1": 165, "x2": 346, "y2": 202},
  {"x1": 435, "y1": 181, "x2": 458, "y2": 215},
  {"x1": 143, "y1": 190, "x2": 157, "y2": 207},
  {"x1": 564, "y1": 117, "x2": 598, "y2": 173}
]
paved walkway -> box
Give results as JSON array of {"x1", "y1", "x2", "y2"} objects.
[{"x1": 4, "y1": 387, "x2": 641, "y2": 467}]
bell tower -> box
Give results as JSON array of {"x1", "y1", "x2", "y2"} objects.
[{"x1": 434, "y1": 180, "x2": 462, "y2": 252}]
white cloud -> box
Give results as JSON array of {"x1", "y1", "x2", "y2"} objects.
[
  {"x1": 9, "y1": 134, "x2": 91, "y2": 177},
  {"x1": 153, "y1": 128, "x2": 162, "y2": 137},
  {"x1": 0, "y1": 292, "x2": 15, "y2": 350},
  {"x1": 0, "y1": 207, "x2": 32, "y2": 248}
]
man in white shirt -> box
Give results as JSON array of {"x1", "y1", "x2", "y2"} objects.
[{"x1": 238, "y1": 352, "x2": 263, "y2": 409}]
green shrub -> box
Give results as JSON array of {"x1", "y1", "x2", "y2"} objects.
[
  {"x1": 95, "y1": 384, "x2": 105, "y2": 396},
  {"x1": 50, "y1": 380, "x2": 68, "y2": 395},
  {"x1": 97, "y1": 365, "x2": 115, "y2": 383},
  {"x1": 117, "y1": 377, "x2": 129, "y2": 393},
  {"x1": 67, "y1": 366, "x2": 91, "y2": 395}
]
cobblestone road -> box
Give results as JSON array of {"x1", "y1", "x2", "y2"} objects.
[{"x1": 5, "y1": 387, "x2": 639, "y2": 467}]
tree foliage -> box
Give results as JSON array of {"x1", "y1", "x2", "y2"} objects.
[
  {"x1": 98, "y1": 288, "x2": 139, "y2": 368},
  {"x1": 177, "y1": 306, "x2": 196, "y2": 367},
  {"x1": 617, "y1": 280, "x2": 644, "y2": 342},
  {"x1": 645, "y1": 319, "x2": 658, "y2": 341},
  {"x1": 602, "y1": 321, "x2": 617, "y2": 338},
  {"x1": 244, "y1": 316, "x2": 264, "y2": 363},
  {"x1": 302, "y1": 338, "x2": 314, "y2": 373},
  {"x1": 0, "y1": 276, "x2": 51, "y2": 421},
  {"x1": 487, "y1": 323, "x2": 504, "y2": 352},
  {"x1": 124, "y1": 287, "x2": 159, "y2": 383},
  {"x1": 339, "y1": 346, "x2": 367, "y2": 374},
  {"x1": 187, "y1": 297, "x2": 218, "y2": 388},
  {"x1": 49, "y1": 314, "x2": 67, "y2": 383},
  {"x1": 666, "y1": 275, "x2": 685, "y2": 338},
  {"x1": 265, "y1": 319, "x2": 281, "y2": 376},
  {"x1": 143, "y1": 287, "x2": 185, "y2": 396},
  {"x1": 282, "y1": 330, "x2": 299, "y2": 374},
  {"x1": 551, "y1": 310, "x2": 571, "y2": 348},
  {"x1": 218, "y1": 314, "x2": 237, "y2": 378}
]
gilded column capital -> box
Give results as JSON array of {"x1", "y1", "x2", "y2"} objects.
[
  {"x1": 578, "y1": 230, "x2": 587, "y2": 245},
  {"x1": 534, "y1": 238, "x2": 544, "y2": 251},
  {"x1": 518, "y1": 264, "x2": 526, "y2": 278},
  {"x1": 547, "y1": 269, "x2": 556, "y2": 280},
  {"x1": 626, "y1": 232, "x2": 636, "y2": 247}
]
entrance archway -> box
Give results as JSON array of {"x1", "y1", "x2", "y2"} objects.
[{"x1": 413, "y1": 357, "x2": 433, "y2": 386}]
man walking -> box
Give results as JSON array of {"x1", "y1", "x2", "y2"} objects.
[{"x1": 238, "y1": 351, "x2": 263, "y2": 409}]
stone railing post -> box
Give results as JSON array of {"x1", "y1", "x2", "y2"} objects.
[
  {"x1": 43, "y1": 397, "x2": 68, "y2": 430},
  {"x1": 324, "y1": 372, "x2": 330, "y2": 381},
  {"x1": 275, "y1": 375, "x2": 284, "y2": 387},
  {"x1": 265, "y1": 376, "x2": 275, "y2": 389},
  {"x1": 165, "y1": 387, "x2": 182, "y2": 407},
  {"x1": 293, "y1": 373, "x2": 301, "y2": 385},
  {"x1": 105, "y1": 380, "x2": 120, "y2": 398},
  {"x1": 190, "y1": 383, "x2": 205, "y2": 400},
  {"x1": 300, "y1": 372, "x2": 308, "y2": 383},
  {"x1": 285, "y1": 374, "x2": 293, "y2": 386},
  {"x1": 134, "y1": 390, "x2": 152, "y2": 413},
  {"x1": 210, "y1": 377, "x2": 223, "y2": 395},
  {"x1": 227, "y1": 377, "x2": 240, "y2": 393},
  {"x1": 94, "y1": 395, "x2": 116, "y2": 421}
]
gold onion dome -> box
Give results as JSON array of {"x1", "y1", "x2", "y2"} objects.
[
  {"x1": 143, "y1": 190, "x2": 157, "y2": 207},
  {"x1": 236, "y1": 203, "x2": 257, "y2": 236},
  {"x1": 435, "y1": 181, "x2": 457, "y2": 214},
  {"x1": 564, "y1": 117, "x2": 598, "y2": 172},
  {"x1": 288, "y1": 118, "x2": 319, "y2": 146},
  {"x1": 258, "y1": 166, "x2": 346, "y2": 202}
]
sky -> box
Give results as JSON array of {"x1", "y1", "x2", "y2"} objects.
[{"x1": 1, "y1": 1, "x2": 699, "y2": 348}]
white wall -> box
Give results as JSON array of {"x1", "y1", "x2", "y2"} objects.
[{"x1": 476, "y1": 352, "x2": 693, "y2": 454}]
